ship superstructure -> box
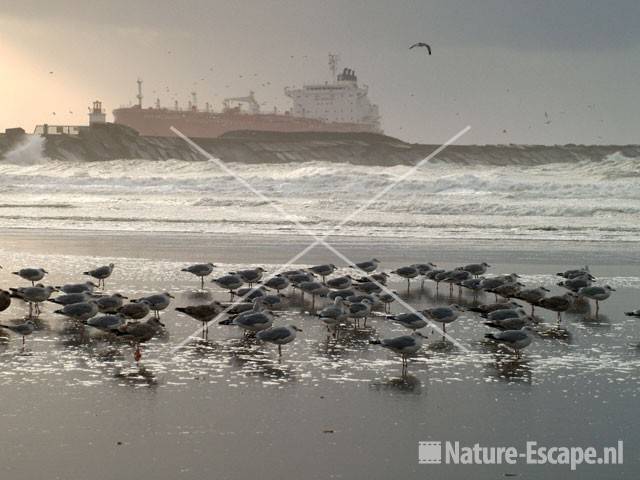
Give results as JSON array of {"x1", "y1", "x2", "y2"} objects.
[{"x1": 284, "y1": 54, "x2": 380, "y2": 130}]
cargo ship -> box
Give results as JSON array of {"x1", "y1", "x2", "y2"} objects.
[{"x1": 112, "y1": 54, "x2": 381, "y2": 138}]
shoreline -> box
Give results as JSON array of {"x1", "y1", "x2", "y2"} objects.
[{"x1": 1, "y1": 227, "x2": 638, "y2": 267}]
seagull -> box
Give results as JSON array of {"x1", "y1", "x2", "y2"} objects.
[
  {"x1": 48, "y1": 292, "x2": 93, "y2": 306},
  {"x1": 490, "y1": 282, "x2": 525, "y2": 300},
  {"x1": 317, "y1": 296, "x2": 348, "y2": 329},
  {"x1": 370, "y1": 332, "x2": 427, "y2": 372},
  {"x1": 83, "y1": 264, "x2": 115, "y2": 289},
  {"x1": 557, "y1": 266, "x2": 592, "y2": 280},
  {"x1": 538, "y1": 292, "x2": 576, "y2": 323},
  {"x1": 54, "y1": 301, "x2": 99, "y2": 322},
  {"x1": 577, "y1": 285, "x2": 615, "y2": 317},
  {"x1": 95, "y1": 293, "x2": 128, "y2": 313},
  {"x1": 391, "y1": 266, "x2": 419, "y2": 293},
  {"x1": 485, "y1": 326, "x2": 534, "y2": 358},
  {"x1": 12, "y1": 267, "x2": 48, "y2": 286},
  {"x1": 468, "y1": 301, "x2": 522, "y2": 314},
  {"x1": 460, "y1": 277, "x2": 484, "y2": 298},
  {"x1": 257, "y1": 325, "x2": 302, "y2": 356},
  {"x1": 0, "y1": 320, "x2": 37, "y2": 346},
  {"x1": 308, "y1": 264, "x2": 336, "y2": 282},
  {"x1": 558, "y1": 275, "x2": 593, "y2": 292},
  {"x1": 482, "y1": 309, "x2": 532, "y2": 331},
  {"x1": 212, "y1": 274, "x2": 244, "y2": 300},
  {"x1": 231, "y1": 267, "x2": 266, "y2": 286},
  {"x1": 354, "y1": 280, "x2": 382, "y2": 295},
  {"x1": 481, "y1": 307, "x2": 528, "y2": 321},
  {"x1": 113, "y1": 317, "x2": 165, "y2": 361},
  {"x1": 423, "y1": 304, "x2": 463, "y2": 334},
  {"x1": 376, "y1": 291, "x2": 397, "y2": 313},
  {"x1": 484, "y1": 315, "x2": 534, "y2": 331},
  {"x1": 410, "y1": 263, "x2": 437, "y2": 287},
  {"x1": 228, "y1": 300, "x2": 273, "y2": 335},
  {"x1": 351, "y1": 259, "x2": 380, "y2": 273},
  {"x1": 346, "y1": 298, "x2": 373, "y2": 328},
  {"x1": 387, "y1": 311, "x2": 428, "y2": 331},
  {"x1": 262, "y1": 275, "x2": 290, "y2": 292},
  {"x1": 462, "y1": 262, "x2": 490, "y2": 277},
  {"x1": 409, "y1": 43, "x2": 432, "y2": 55},
  {"x1": 235, "y1": 286, "x2": 269, "y2": 301},
  {"x1": 326, "y1": 275, "x2": 353, "y2": 290},
  {"x1": 10, "y1": 285, "x2": 58, "y2": 317},
  {"x1": 298, "y1": 281, "x2": 329, "y2": 309},
  {"x1": 182, "y1": 262, "x2": 216, "y2": 289},
  {"x1": 118, "y1": 300, "x2": 152, "y2": 320},
  {"x1": 175, "y1": 301, "x2": 225, "y2": 331},
  {"x1": 443, "y1": 270, "x2": 472, "y2": 296},
  {"x1": 286, "y1": 271, "x2": 316, "y2": 286},
  {"x1": 514, "y1": 287, "x2": 550, "y2": 315},
  {"x1": 84, "y1": 314, "x2": 127, "y2": 333},
  {"x1": 259, "y1": 294, "x2": 286, "y2": 310},
  {"x1": 133, "y1": 293, "x2": 174, "y2": 318},
  {"x1": 59, "y1": 281, "x2": 98, "y2": 294}
]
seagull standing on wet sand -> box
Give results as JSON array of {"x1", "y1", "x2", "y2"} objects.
[
  {"x1": 176, "y1": 300, "x2": 225, "y2": 332},
  {"x1": 257, "y1": 325, "x2": 302, "y2": 356},
  {"x1": 392, "y1": 266, "x2": 419, "y2": 293},
  {"x1": 370, "y1": 331, "x2": 427, "y2": 373},
  {"x1": 485, "y1": 326, "x2": 534, "y2": 358},
  {"x1": 578, "y1": 285, "x2": 615, "y2": 317},
  {"x1": 83, "y1": 263, "x2": 115, "y2": 289},
  {"x1": 133, "y1": 292, "x2": 175, "y2": 319},
  {"x1": 10, "y1": 285, "x2": 58, "y2": 318},
  {"x1": 231, "y1": 267, "x2": 266, "y2": 287},
  {"x1": 351, "y1": 259, "x2": 380, "y2": 273},
  {"x1": 423, "y1": 304, "x2": 463, "y2": 335},
  {"x1": 12, "y1": 267, "x2": 48, "y2": 286},
  {"x1": 212, "y1": 274, "x2": 244, "y2": 300},
  {"x1": 308, "y1": 264, "x2": 336, "y2": 283},
  {"x1": 182, "y1": 262, "x2": 216, "y2": 289},
  {"x1": 54, "y1": 301, "x2": 99, "y2": 322},
  {"x1": 0, "y1": 319, "x2": 37, "y2": 347},
  {"x1": 538, "y1": 292, "x2": 576, "y2": 323}
]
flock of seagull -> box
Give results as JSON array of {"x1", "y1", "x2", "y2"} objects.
[{"x1": 0, "y1": 260, "x2": 634, "y2": 372}]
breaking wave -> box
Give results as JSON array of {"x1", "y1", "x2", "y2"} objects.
[{"x1": 0, "y1": 149, "x2": 638, "y2": 241}]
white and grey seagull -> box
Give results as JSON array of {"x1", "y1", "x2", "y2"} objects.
[
  {"x1": 182, "y1": 262, "x2": 216, "y2": 289},
  {"x1": 12, "y1": 267, "x2": 48, "y2": 286},
  {"x1": 257, "y1": 324, "x2": 302, "y2": 356},
  {"x1": 83, "y1": 263, "x2": 115, "y2": 289},
  {"x1": 485, "y1": 326, "x2": 534, "y2": 358},
  {"x1": 0, "y1": 319, "x2": 37, "y2": 346}
]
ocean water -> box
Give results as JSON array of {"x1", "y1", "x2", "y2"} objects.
[{"x1": 1, "y1": 135, "x2": 639, "y2": 241}]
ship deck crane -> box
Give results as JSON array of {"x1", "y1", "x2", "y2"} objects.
[{"x1": 222, "y1": 91, "x2": 260, "y2": 114}]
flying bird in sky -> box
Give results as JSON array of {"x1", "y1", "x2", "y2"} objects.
[{"x1": 409, "y1": 43, "x2": 432, "y2": 55}]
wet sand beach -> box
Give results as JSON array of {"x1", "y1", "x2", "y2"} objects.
[{"x1": 0, "y1": 228, "x2": 639, "y2": 479}]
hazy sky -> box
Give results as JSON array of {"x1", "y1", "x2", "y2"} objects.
[{"x1": 1, "y1": 0, "x2": 639, "y2": 144}]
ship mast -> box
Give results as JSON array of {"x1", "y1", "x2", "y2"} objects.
[
  {"x1": 328, "y1": 53, "x2": 339, "y2": 83},
  {"x1": 191, "y1": 91, "x2": 197, "y2": 111},
  {"x1": 136, "y1": 78, "x2": 143, "y2": 108}
]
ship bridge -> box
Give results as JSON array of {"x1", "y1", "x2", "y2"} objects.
[{"x1": 284, "y1": 61, "x2": 380, "y2": 131}]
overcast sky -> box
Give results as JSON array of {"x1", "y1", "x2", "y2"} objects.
[{"x1": 1, "y1": 0, "x2": 638, "y2": 144}]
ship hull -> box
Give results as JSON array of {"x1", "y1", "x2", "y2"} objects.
[{"x1": 113, "y1": 107, "x2": 381, "y2": 138}]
